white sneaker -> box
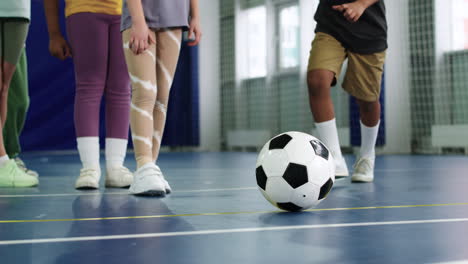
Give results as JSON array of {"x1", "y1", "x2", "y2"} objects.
[
  {"x1": 105, "y1": 166, "x2": 133, "y2": 188},
  {"x1": 335, "y1": 156, "x2": 349, "y2": 179},
  {"x1": 15, "y1": 158, "x2": 39, "y2": 178},
  {"x1": 129, "y1": 163, "x2": 166, "y2": 196},
  {"x1": 155, "y1": 165, "x2": 172, "y2": 194},
  {"x1": 75, "y1": 168, "x2": 101, "y2": 189},
  {"x1": 351, "y1": 157, "x2": 375, "y2": 183}
]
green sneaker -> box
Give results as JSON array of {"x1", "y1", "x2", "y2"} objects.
[{"x1": 0, "y1": 160, "x2": 39, "y2": 187}]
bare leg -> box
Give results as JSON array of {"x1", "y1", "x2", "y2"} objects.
[
  {"x1": 307, "y1": 69, "x2": 336, "y2": 122},
  {"x1": 0, "y1": 61, "x2": 17, "y2": 157},
  {"x1": 357, "y1": 99, "x2": 380, "y2": 127}
]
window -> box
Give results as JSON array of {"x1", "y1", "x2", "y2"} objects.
[
  {"x1": 237, "y1": 1, "x2": 301, "y2": 79},
  {"x1": 278, "y1": 4, "x2": 300, "y2": 70},
  {"x1": 242, "y1": 6, "x2": 267, "y2": 78},
  {"x1": 452, "y1": 0, "x2": 468, "y2": 50}
]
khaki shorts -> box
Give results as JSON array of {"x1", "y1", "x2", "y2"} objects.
[{"x1": 307, "y1": 32, "x2": 386, "y2": 102}]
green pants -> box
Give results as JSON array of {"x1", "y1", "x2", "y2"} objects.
[{"x1": 3, "y1": 48, "x2": 29, "y2": 157}]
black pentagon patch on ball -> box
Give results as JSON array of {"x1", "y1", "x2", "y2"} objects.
[
  {"x1": 269, "y1": 134, "x2": 293, "y2": 150},
  {"x1": 310, "y1": 140, "x2": 329, "y2": 160},
  {"x1": 256, "y1": 166, "x2": 268, "y2": 191},
  {"x1": 318, "y1": 178, "x2": 334, "y2": 200},
  {"x1": 282, "y1": 163, "x2": 308, "y2": 189},
  {"x1": 277, "y1": 202, "x2": 303, "y2": 212}
]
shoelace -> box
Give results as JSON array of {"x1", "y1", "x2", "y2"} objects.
[
  {"x1": 353, "y1": 158, "x2": 372, "y2": 173},
  {"x1": 138, "y1": 166, "x2": 161, "y2": 181},
  {"x1": 15, "y1": 158, "x2": 27, "y2": 171},
  {"x1": 15, "y1": 158, "x2": 36, "y2": 175}
]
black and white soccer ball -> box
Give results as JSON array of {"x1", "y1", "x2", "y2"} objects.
[{"x1": 256, "y1": 131, "x2": 335, "y2": 212}]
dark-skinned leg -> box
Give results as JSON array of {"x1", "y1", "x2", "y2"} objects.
[
  {"x1": 357, "y1": 99, "x2": 380, "y2": 127},
  {"x1": 307, "y1": 69, "x2": 335, "y2": 122}
]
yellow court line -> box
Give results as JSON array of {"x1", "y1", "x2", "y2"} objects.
[{"x1": 1, "y1": 202, "x2": 468, "y2": 224}]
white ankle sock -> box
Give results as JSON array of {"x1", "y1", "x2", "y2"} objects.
[
  {"x1": 0, "y1": 155, "x2": 9, "y2": 167},
  {"x1": 105, "y1": 138, "x2": 128, "y2": 170},
  {"x1": 315, "y1": 118, "x2": 343, "y2": 161},
  {"x1": 77, "y1": 137, "x2": 100, "y2": 170},
  {"x1": 359, "y1": 120, "x2": 380, "y2": 159}
]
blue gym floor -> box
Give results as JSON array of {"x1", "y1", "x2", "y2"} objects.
[{"x1": 1, "y1": 152, "x2": 468, "y2": 264}]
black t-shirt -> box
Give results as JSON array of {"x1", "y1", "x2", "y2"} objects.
[{"x1": 314, "y1": 0, "x2": 387, "y2": 54}]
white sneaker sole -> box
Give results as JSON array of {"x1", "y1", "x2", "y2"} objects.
[
  {"x1": 105, "y1": 180, "x2": 131, "y2": 188},
  {"x1": 335, "y1": 172, "x2": 349, "y2": 179},
  {"x1": 129, "y1": 184, "x2": 166, "y2": 196},
  {"x1": 130, "y1": 188, "x2": 166, "y2": 196},
  {"x1": 12, "y1": 178, "x2": 39, "y2": 187},
  {"x1": 75, "y1": 178, "x2": 99, "y2": 189},
  {"x1": 105, "y1": 169, "x2": 133, "y2": 188},
  {"x1": 335, "y1": 169, "x2": 349, "y2": 179},
  {"x1": 351, "y1": 174, "x2": 374, "y2": 183}
]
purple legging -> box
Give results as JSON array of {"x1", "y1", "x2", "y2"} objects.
[{"x1": 66, "y1": 12, "x2": 130, "y2": 139}]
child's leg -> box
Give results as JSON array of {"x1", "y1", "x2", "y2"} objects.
[
  {"x1": 152, "y1": 29, "x2": 182, "y2": 162},
  {"x1": 104, "y1": 16, "x2": 131, "y2": 170},
  {"x1": 0, "y1": 20, "x2": 37, "y2": 188},
  {"x1": 357, "y1": 100, "x2": 380, "y2": 159},
  {"x1": 344, "y1": 50, "x2": 386, "y2": 182},
  {"x1": 307, "y1": 70, "x2": 335, "y2": 122},
  {"x1": 66, "y1": 13, "x2": 111, "y2": 171},
  {"x1": 4, "y1": 48, "x2": 29, "y2": 158},
  {"x1": 122, "y1": 29, "x2": 157, "y2": 169},
  {"x1": 0, "y1": 19, "x2": 29, "y2": 159},
  {"x1": 2, "y1": 49, "x2": 37, "y2": 179},
  {"x1": 308, "y1": 70, "x2": 349, "y2": 176},
  {"x1": 306, "y1": 32, "x2": 348, "y2": 177},
  {"x1": 344, "y1": 51, "x2": 385, "y2": 159}
]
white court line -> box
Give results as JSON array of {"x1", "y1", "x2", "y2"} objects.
[
  {"x1": 0, "y1": 187, "x2": 258, "y2": 198},
  {"x1": 432, "y1": 261, "x2": 468, "y2": 264},
  {"x1": 373, "y1": 167, "x2": 468, "y2": 173},
  {"x1": 1, "y1": 218, "x2": 467, "y2": 245}
]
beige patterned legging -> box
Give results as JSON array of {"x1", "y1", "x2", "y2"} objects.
[{"x1": 122, "y1": 28, "x2": 182, "y2": 168}]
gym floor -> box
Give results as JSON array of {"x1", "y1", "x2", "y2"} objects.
[{"x1": 1, "y1": 152, "x2": 468, "y2": 264}]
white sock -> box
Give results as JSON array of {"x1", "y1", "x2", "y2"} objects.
[
  {"x1": 359, "y1": 120, "x2": 380, "y2": 159},
  {"x1": 105, "y1": 138, "x2": 128, "y2": 170},
  {"x1": 77, "y1": 137, "x2": 100, "y2": 171},
  {"x1": 315, "y1": 118, "x2": 343, "y2": 161},
  {"x1": 0, "y1": 155, "x2": 9, "y2": 167}
]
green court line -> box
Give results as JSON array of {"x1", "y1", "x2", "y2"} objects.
[{"x1": 1, "y1": 202, "x2": 468, "y2": 224}]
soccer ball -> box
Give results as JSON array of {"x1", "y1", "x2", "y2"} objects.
[{"x1": 255, "y1": 131, "x2": 335, "y2": 212}]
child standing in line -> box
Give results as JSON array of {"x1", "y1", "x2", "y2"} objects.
[
  {"x1": 0, "y1": 0, "x2": 39, "y2": 187},
  {"x1": 3, "y1": 48, "x2": 40, "y2": 180},
  {"x1": 122, "y1": 0, "x2": 202, "y2": 195},
  {"x1": 44, "y1": 0, "x2": 134, "y2": 189}
]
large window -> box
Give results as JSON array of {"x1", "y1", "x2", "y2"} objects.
[
  {"x1": 278, "y1": 4, "x2": 300, "y2": 70},
  {"x1": 452, "y1": 0, "x2": 468, "y2": 50}
]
